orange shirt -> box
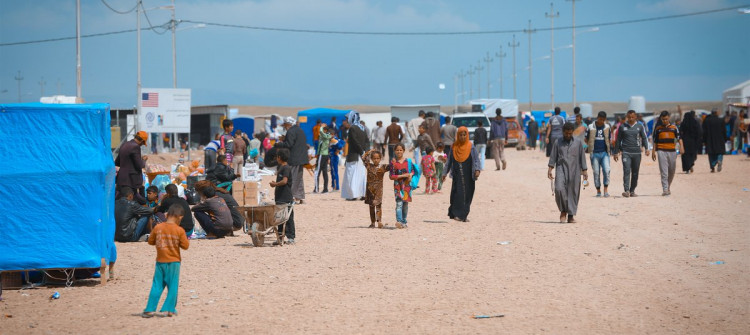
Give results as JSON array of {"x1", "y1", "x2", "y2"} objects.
[
  {"x1": 313, "y1": 124, "x2": 321, "y2": 141},
  {"x1": 148, "y1": 222, "x2": 189, "y2": 263}
]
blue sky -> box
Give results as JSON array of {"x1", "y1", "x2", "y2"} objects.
[{"x1": 1, "y1": 0, "x2": 749, "y2": 108}]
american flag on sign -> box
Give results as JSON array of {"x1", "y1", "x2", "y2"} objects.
[{"x1": 142, "y1": 92, "x2": 159, "y2": 107}]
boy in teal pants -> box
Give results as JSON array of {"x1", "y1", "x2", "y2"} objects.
[{"x1": 142, "y1": 204, "x2": 190, "y2": 317}]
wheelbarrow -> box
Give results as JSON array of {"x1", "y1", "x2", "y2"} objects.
[{"x1": 239, "y1": 203, "x2": 293, "y2": 247}]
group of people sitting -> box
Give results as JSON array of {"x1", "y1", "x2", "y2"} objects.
[{"x1": 114, "y1": 178, "x2": 248, "y2": 242}]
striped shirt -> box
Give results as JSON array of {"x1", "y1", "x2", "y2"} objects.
[{"x1": 653, "y1": 124, "x2": 680, "y2": 152}]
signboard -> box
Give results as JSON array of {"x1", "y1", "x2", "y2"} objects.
[{"x1": 138, "y1": 88, "x2": 191, "y2": 133}]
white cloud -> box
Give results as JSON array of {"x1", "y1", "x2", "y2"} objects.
[{"x1": 636, "y1": 0, "x2": 732, "y2": 14}]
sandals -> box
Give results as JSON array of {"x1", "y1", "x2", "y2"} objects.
[{"x1": 559, "y1": 212, "x2": 567, "y2": 223}]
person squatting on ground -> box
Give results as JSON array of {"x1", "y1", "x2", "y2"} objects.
[
  {"x1": 313, "y1": 123, "x2": 333, "y2": 193},
  {"x1": 141, "y1": 204, "x2": 190, "y2": 318},
  {"x1": 546, "y1": 107, "x2": 566, "y2": 158},
  {"x1": 421, "y1": 146, "x2": 438, "y2": 194},
  {"x1": 195, "y1": 180, "x2": 245, "y2": 233},
  {"x1": 652, "y1": 110, "x2": 683, "y2": 196},
  {"x1": 548, "y1": 122, "x2": 588, "y2": 223},
  {"x1": 585, "y1": 111, "x2": 612, "y2": 197},
  {"x1": 613, "y1": 110, "x2": 649, "y2": 198},
  {"x1": 155, "y1": 184, "x2": 195, "y2": 237},
  {"x1": 115, "y1": 186, "x2": 154, "y2": 242},
  {"x1": 362, "y1": 149, "x2": 390, "y2": 228},
  {"x1": 206, "y1": 154, "x2": 240, "y2": 193},
  {"x1": 490, "y1": 108, "x2": 509, "y2": 170},
  {"x1": 389, "y1": 143, "x2": 415, "y2": 228},
  {"x1": 191, "y1": 186, "x2": 233, "y2": 238},
  {"x1": 269, "y1": 148, "x2": 296, "y2": 244},
  {"x1": 442, "y1": 127, "x2": 481, "y2": 222}
]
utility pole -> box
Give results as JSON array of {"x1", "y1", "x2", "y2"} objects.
[
  {"x1": 171, "y1": 0, "x2": 177, "y2": 88},
  {"x1": 496, "y1": 45, "x2": 506, "y2": 99},
  {"x1": 476, "y1": 61, "x2": 483, "y2": 99},
  {"x1": 523, "y1": 20, "x2": 537, "y2": 110},
  {"x1": 567, "y1": 0, "x2": 581, "y2": 107},
  {"x1": 458, "y1": 70, "x2": 465, "y2": 100},
  {"x1": 467, "y1": 66, "x2": 475, "y2": 100},
  {"x1": 508, "y1": 35, "x2": 520, "y2": 100},
  {"x1": 15, "y1": 71, "x2": 24, "y2": 102},
  {"x1": 546, "y1": 2, "x2": 559, "y2": 109},
  {"x1": 136, "y1": 0, "x2": 142, "y2": 132},
  {"x1": 39, "y1": 77, "x2": 46, "y2": 98},
  {"x1": 483, "y1": 52, "x2": 493, "y2": 99},
  {"x1": 76, "y1": 0, "x2": 82, "y2": 101}
]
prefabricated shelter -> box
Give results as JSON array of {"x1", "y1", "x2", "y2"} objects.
[
  {"x1": 723, "y1": 79, "x2": 750, "y2": 113},
  {"x1": 0, "y1": 103, "x2": 116, "y2": 273},
  {"x1": 469, "y1": 99, "x2": 518, "y2": 118},
  {"x1": 297, "y1": 108, "x2": 352, "y2": 145},
  {"x1": 390, "y1": 104, "x2": 441, "y2": 123},
  {"x1": 231, "y1": 115, "x2": 255, "y2": 138}
]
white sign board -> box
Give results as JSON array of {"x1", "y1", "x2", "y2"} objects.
[{"x1": 138, "y1": 88, "x2": 191, "y2": 133}]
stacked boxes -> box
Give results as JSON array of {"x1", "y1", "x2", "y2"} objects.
[{"x1": 232, "y1": 180, "x2": 260, "y2": 206}]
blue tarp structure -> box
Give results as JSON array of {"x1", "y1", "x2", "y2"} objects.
[
  {"x1": 232, "y1": 115, "x2": 255, "y2": 137},
  {"x1": 0, "y1": 103, "x2": 117, "y2": 271},
  {"x1": 297, "y1": 108, "x2": 352, "y2": 146}
]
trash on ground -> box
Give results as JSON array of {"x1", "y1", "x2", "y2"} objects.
[
  {"x1": 49, "y1": 292, "x2": 60, "y2": 300},
  {"x1": 473, "y1": 314, "x2": 504, "y2": 319},
  {"x1": 710, "y1": 261, "x2": 725, "y2": 265},
  {"x1": 690, "y1": 254, "x2": 699, "y2": 258},
  {"x1": 497, "y1": 241, "x2": 512, "y2": 245}
]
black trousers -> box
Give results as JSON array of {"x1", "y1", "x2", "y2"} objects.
[
  {"x1": 314, "y1": 155, "x2": 329, "y2": 192},
  {"x1": 622, "y1": 152, "x2": 642, "y2": 193},
  {"x1": 276, "y1": 201, "x2": 295, "y2": 239}
]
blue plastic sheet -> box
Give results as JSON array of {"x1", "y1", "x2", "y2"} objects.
[{"x1": 0, "y1": 103, "x2": 117, "y2": 271}]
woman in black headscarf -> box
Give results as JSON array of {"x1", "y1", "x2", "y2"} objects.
[{"x1": 679, "y1": 110, "x2": 702, "y2": 173}]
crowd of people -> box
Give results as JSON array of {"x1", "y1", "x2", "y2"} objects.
[{"x1": 111, "y1": 105, "x2": 745, "y2": 317}]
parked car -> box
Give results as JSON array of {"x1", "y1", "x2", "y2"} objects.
[
  {"x1": 505, "y1": 118, "x2": 522, "y2": 147},
  {"x1": 451, "y1": 113, "x2": 491, "y2": 142}
]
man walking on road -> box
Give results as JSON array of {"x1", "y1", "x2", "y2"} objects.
[
  {"x1": 407, "y1": 110, "x2": 426, "y2": 164},
  {"x1": 652, "y1": 111, "x2": 683, "y2": 196},
  {"x1": 613, "y1": 110, "x2": 650, "y2": 198},
  {"x1": 548, "y1": 122, "x2": 588, "y2": 223},
  {"x1": 384, "y1": 117, "x2": 404, "y2": 160},
  {"x1": 585, "y1": 111, "x2": 612, "y2": 197},
  {"x1": 702, "y1": 108, "x2": 728, "y2": 173},
  {"x1": 440, "y1": 116, "x2": 457, "y2": 157},
  {"x1": 546, "y1": 107, "x2": 566, "y2": 157},
  {"x1": 489, "y1": 109, "x2": 508, "y2": 170}
]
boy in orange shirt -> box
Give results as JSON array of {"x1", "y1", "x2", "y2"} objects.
[{"x1": 142, "y1": 204, "x2": 190, "y2": 318}]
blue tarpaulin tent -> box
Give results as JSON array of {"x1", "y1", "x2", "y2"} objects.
[
  {"x1": 297, "y1": 108, "x2": 352, "y2": 146},
  {"x1": 0, "y1": 103, "x2": 117, "y2": 271}
]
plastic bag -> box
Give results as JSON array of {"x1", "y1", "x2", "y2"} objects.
[
  {"x1": 151, "y1": 174, "x2": 171, "y2": 193},
  {"x1": 185, "y1": 187, "x2": 201, "y2": 205}
]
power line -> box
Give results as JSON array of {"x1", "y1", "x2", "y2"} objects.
[
  {"x1": 100, "y1": 0, "x2": 138, "y2": 14},
  {"x1": 1, "y1": 4, "x2": 747, "y2": 46},
  {"x1": 139, "y1": 2, "x2": 170, "y2": 35}
]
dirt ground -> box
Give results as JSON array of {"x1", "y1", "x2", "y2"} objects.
[{"x1": 1, "y1": 148, "x2": 748, "y2": 334}]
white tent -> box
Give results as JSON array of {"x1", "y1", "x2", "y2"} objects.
[{"x1": 723, "y1": 79, "x2": 750, "y2": 112}]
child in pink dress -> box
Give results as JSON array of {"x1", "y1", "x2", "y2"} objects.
[{"x1": 421, "y1": 146, "x2": 437, "y2": 194}]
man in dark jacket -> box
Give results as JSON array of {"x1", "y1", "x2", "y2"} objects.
[
  {"x1": 489, "y1": 109, "x2": 509, "y2": 170},
  {"x1": 275, "y1": 117, "x2": 308, "y2": 203},
  {"x1": 114, "y1": 187, "x2": 154, "y2": 242},
  {"x1": 115, "y1": 130, "x2": 149, "y2": 204},
  {"x1": 703, "y1": 108, "x2": 728, "y2": 173},
  {"x1": 206, "y1": 154, "x2": 239, "y2": 187}
]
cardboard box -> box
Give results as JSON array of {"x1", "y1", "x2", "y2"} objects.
[
  {"x1": 243, "y1": 181, "x2": 260, "y2": 206},
  {"x1": 232, "y1": 181, "x2": 246, "y2": 205}
]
